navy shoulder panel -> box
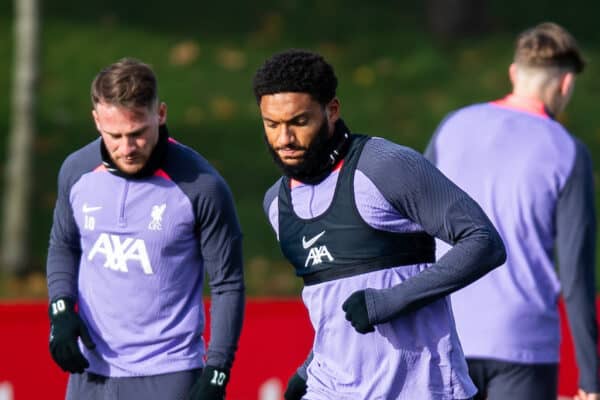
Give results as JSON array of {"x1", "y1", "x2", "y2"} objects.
[
  {"x1": 163, "y1": 140, "x2": 241, "y2": 232},
  {"x1": 163, "y1": 141, "x2": 226, "y2": 199},
  {"x1": 263, "y1": 178, "x2": 282, "y2": 217},
  {"x1": 357, "y1": 137, "x2": 447, "y2": 207},
  {"x1": 569, "y1": 137, "x2": 594, "y2": 185},
  {"x1": 48, "y1": 138, "x2": 103, "y2": 301},
  {"x1": 356, "y1": 137, "x2": 487, "y2": 243},
  {"x1": 58, "y1": 138, "x2": 103, "y2": 189}
]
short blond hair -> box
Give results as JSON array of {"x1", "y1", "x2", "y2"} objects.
[
  {"x1": 514, "y1": 22, "x2": 585, "y2": 74},
  {"x1": 91, "y1": 58, "x2": 158, "y2": 109}
]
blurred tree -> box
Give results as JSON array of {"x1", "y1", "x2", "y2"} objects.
[
  {"x1": 2, "y1": 0, "x2": 40, "y2": 275},
  {"x1": 425, "y1": 0, "x2": 490, "y2": 39}
]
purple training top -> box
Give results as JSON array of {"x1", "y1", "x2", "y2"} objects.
[
  {"x1": 264, "y1": 135, "x2": 506, "y2": 399},
  {"x1": 426, "y1": 95, "x2": 599, "y2": 391},
  {"x1": 47, "y1": 129, "x2": 245, "y2": 377}
]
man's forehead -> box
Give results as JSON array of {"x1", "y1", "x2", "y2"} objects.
[
  {"x1": 259, "y1": 92, "x2": 319, "y2": 117},
  {"x1": 94, "y1": 101, "x2": 152, "y2": 121}
]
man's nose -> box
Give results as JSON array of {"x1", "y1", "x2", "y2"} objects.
[
  {"x1": 276, "y1": 124, "x2": 294, "y2": 147},
  {"x1": 121, "y1": 136, "x2": 137, "y2": 155}
]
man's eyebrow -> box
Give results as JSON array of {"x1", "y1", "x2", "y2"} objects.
[
  {"x1": 103, "y1": 125, "x2": 148, "y2": 136},
  {"x1": 262, "y1": 112, "x2": 311, "y2": 124}
]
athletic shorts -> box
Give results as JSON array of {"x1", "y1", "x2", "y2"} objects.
[
  {"x1": 467, "y1": 358, "x2": 558, "y2": 400},
  {"x1": 65, "y1": 368, "x2": 201, "y2": 400}
]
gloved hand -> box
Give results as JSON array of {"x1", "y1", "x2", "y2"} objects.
[
  {"x1": 342, "y1": 290, "x2": 375, "y2": 334},
  {"x1": 49, "y1": 297, "x2": 95, "y2": 373},
  {"x1": 187, "y1": 365, "x2": 229, "y2": 400},
  {"x1": 284, "y1": 372, "x2": 307, "y2": 400}
]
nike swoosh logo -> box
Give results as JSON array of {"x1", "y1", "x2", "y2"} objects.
[
  {"x1": 302, "y1": 231, "x2": 326, "y2": 249},
  {"x1": 82, "y1": 203, "x2": 102, "y2": 213}
]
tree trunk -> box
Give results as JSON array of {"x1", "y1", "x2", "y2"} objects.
[
  {"x1": 2, "y1": 0, "x2": 40, "y2": 274},
  {"x1": 425, "y1": 0, "x2": 490, "y2": 40}
]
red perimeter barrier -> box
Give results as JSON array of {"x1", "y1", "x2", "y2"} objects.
[{"x1": 0, "y1": 298, "x2": 597, "y2": 399}]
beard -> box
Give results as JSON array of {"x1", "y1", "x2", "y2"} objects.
[{"x1": 265, "y1": 119, "x2": 337, "y2": 183}]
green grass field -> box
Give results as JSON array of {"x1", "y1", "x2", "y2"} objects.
[{"x1": 1, "y1": 0, "x2": 600, "y2": 296}]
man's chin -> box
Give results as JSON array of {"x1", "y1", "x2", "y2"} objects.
[
  {"x1": 279, "y1": 158, "x2": 304, "y2": 167},
  {"x1": 115, "y1": 162, "x2": 144, "y2": 175}
]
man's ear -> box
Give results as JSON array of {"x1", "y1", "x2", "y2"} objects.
[
  {"x1": 326, "y1": 98, "x2": 340, "y2": 124},
  {"x1": 158, "y1": 102, "x2": 168, "y2": 125},
  {"x1": 92, "y1": 109, "x2": 102, "y2": 134},
  {"x1": 560, "y1": 72, "x2": 575, "y2": 97},
  {"x1": 508, "y1": 63, "x2": 518, "y2": 86}
]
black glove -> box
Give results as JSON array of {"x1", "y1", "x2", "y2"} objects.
[
  {"x1": 342, "y1": 290, "x2": 375, "y2": 334},
  {"x1": 49, "y1": 297, "x2": 95, "y2": 373},
  {"x1": 187, "y1": 365, "x2": 229, "y2": 400},
  {"x1": 284, "y1": 372, "x2": 307, "y2": 400}
]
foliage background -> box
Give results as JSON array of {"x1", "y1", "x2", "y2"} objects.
[{"x1": 1, "y1": 0, "x2": 599, "y2": 297}]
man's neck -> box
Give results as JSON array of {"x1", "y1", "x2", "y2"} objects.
[
  {"x1": 101, "y1": 125, "x2": 169, "y2": 179},
  {"x1": 512, "y1": 80, "x2": 561, "y2": 116},
  {"x1": 503, "y1": 92, "x2": 554, "y2": 118}
]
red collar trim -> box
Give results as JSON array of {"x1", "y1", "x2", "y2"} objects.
[{"x1": 490, "y1": 94, "x2": 550, "y2": 118}]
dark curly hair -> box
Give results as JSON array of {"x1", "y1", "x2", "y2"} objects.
[{"x1": 252, "y1": 49, "x2": 338, "y2": 106}]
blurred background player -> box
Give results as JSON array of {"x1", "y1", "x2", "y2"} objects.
[
  {"x1": 46, "y1": 58, "x2": 245, "y2": 400},
  {"x1": 425, "y1": 22, "x2": 599, "y2": 400},
  {"x1": 254, "y1": 49, "x2": 506, "y2": 399}
]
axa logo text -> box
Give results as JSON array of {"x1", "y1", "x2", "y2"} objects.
[{"x1": 88, "y1": 233, "x2": 154, "y2": 274}]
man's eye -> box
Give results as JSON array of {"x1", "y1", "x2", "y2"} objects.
[{"x1": 295, "y1": 118, "x2": 308, "y2": 126}]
